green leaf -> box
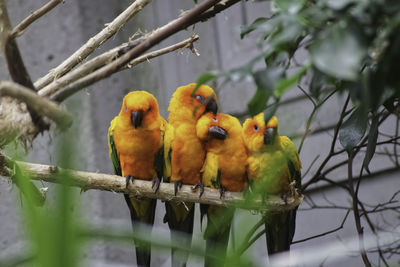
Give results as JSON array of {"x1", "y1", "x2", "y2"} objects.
[
  {"x1": 309, "y1": 21, "x2": 367, "y2": 81},
  {"x1": 193, "y1": 71, "x2": 221, "y2": 96},
  {"x1": 248, "y1": 68, "x2": 284, "y2": 116},
  {"x1": 271, "y1": 0, "x2": 306, "y2": 14},
  {"x1": 339, "y1": 107, "x2": 368, "y2": 153},
  {"x1": 264, "y1": 101, "x2": 280, "y2": 123},
  {"x1": 274, "y1": 64, "x2": 309, "y2": 98},
  {"x1": 323, "y1": 0, "x2": 356, "y2": 10},
  {"x1": 240, "y1": 17, "x2": 269, "y2": 39},
  {"x1": 362, "y1": 114, "x2": 379, "y2": 173}
]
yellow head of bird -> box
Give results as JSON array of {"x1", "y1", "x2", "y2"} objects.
[
  {"x1": 243, "y1": 113, "x2": 279, "y2": 152},
  {"x1": 168, "y1": 83, "x2": 218, "y2": 123},
  {"x1": 196, "y1": 113, "x2": 242, "y2": 141},
  {"x1": 119, "y1": 91, "x2": 159, "y2": 129}
]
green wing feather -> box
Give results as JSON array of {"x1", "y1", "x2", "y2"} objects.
[
  {"x1": 108, "y1": 118, "x2": 121, "y2": 176},
  {"x1": 154, "y1": 118, "x2": 167, "y2": 179},
  {"x1": 163, "y1": 122, "x2": 174, "y2": 182},
  {"x1": 281, "y1": 136, "x2": 302, "y2": 189}
]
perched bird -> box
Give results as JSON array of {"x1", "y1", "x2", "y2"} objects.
[
  {"x1": 243, "y1": 113, "x2": 301, "y2": 254},
  {"x1": 164, "y1": 83, "x2": 218, "y2": 267},
  {"x1": 108, "y1": 91, "x2": 166, "y2": 267},
  {"x1": 196, "y1": 113, "x2": 248, "y2": 266}
]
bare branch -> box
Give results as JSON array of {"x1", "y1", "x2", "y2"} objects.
[
  {"x1": 0, "y1": 0, "x2": 48, "y2": 130},
  {"x1": 39, "y1": 34, "x2": 199, "y2": 97},
  {"x1": 10, "y1": 0, "x2": 64, "y2": 39},
  {"x1": 347, "y1": 152, "x2": 372, "y2": 267},
  {"x1": 292, "y1": 210, "x2": 351, "y2": 244},
  {"x1": 0, "y1": 160, "x2": 303, "y2": 212},
  {"x1": 34, "y1": 0, "x2": 152, "y2": 90},
  {"x1": 0, "y1": 81, "x2": 72, "y2": 130},
  {"x1": 50, "y1": 0, "x2": 223, "y2": 102}
]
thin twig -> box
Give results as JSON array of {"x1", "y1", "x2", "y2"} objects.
[
  {"x1": 39, "y1": 35, "x2": 199, "y2": 97},
  {"x1": 0, "y1": 81, "x2": 72, "y2": 130},
  {"x1": 50, "y1": 0, "x2": 222, "y2": 102},
  {"x1": 302, "y1": 94, "x2": 351, "y2": 190},
  {"x1": 34, "y1": 0, "x2": 152, "y2": 90},
  {"x1": 10, "y1": 0, "x2": 64, "y2": 39},
  {"x1": 347, "y1": 152, "x2": 372, "y2": 267},
  {"x1": 292, "y1": 210, "x2": 351, "y2": 244}
]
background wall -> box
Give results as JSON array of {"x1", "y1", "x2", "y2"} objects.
[{"x1": 0, "y1": 1, "x2": 399, "y2": 266}]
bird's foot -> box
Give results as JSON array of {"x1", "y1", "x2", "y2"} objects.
[
  {"x1": 125, "y1": 175, "x2": 134, "y2": 188},
  {"x1": 281, "y1": 192, "x2": 289, "y2": 205},
  {"x1": 192, "y1": 183, "x2": 204, "y2": 198},
  {"x1": 174, "y1": 181, "x2": 182, "y2": 196},
  {"x1": 152, "y1": 177, "x2": 161, "y2": 193},
  {"x1": 219, "y1": 186, "x2": 227, "y2": 199}
]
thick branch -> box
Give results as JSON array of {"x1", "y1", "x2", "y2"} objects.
[
  {"x1": 34, "y1": 0, "x2": 152, "y2": 90},
  {"x1": 0, "y1": 161, "x2": 303, "y2": 212},
  {"x1": 0, "y1": 0, "x2": 48, "y2": 130},
  {"x1": 39, "y1": 34, "x2": 199, "y2": 98},
  {"x1": 49, "y1": 0, "x2": 226, "y2": 102},
  {"x1": 0, "y1": 81, "x2": 72, "y2": 130},
  {"x1": 10, "y1": 0, "x2": 64, "y2": 39}
]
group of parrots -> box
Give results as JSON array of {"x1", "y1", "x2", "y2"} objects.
[{"x1": 107, "y1": 83, "x2": 302, "y2": 267}]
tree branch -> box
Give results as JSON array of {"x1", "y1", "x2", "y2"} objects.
[
  {"x1": 0, "y1": 0, "x2": 48, "y2": 130},
  {"x1": 34, "y1": 0, "x2": 152, "y2": 90},
  {"x1": 39, "y1": 34, "x2": 199, "y2": 98},
  {"x1": 0, "y1": 160, "x2": 303, "y2": 212},
  {"x1": 10, "y1": 0, "x2": 64, "y2": 39},
  {"x1": 0, "y1": 81, "x2": 72, "y2": 130},
  {"x1": 49, "y1": 0, "x2": 226, "y2": 102}
]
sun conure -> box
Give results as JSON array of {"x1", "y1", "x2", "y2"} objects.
[
  {"x1": 243, "y1": 113, "x2": 301, "y2": 255},
  {"x1": 196, "y1": 113, "x2": 248, "y2": 267},
  {"x1": 163, "y1": 83, "x2": 218, "y2": 267},
  {"x1": 108, "y1": 91, "x2": 166, "y2": 267}
]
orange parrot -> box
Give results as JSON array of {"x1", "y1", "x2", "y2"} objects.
[
  {"x1": 243, "y1": 113, "x2": 301, "y2": 254},
  {"x1": 196, "y1": 113, "x2": 248, "y2": 266},
  {"x1": 108, "y1": 91, "x2": 166, "y2": 267},
  {"x1": 163, "y1": 83, "x2": 218, "y2": 267}
]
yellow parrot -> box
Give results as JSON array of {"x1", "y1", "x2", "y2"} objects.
[
  {"x1": 163, "y1": 83, "x2": 218, "y2": 267},
  {"x1": 196, "y1": 113, "x2": 248, "y2": 266},
  {"x1": 243, "y1": 113, "x2": 301, "y2": 254},
  {"x1": 108, "y1": 91, "x2": 166, "y2": 267}
]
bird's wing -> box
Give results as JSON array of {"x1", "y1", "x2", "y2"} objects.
[
  {"x1": 108, "y1": 117, "x2": 121, "y2": 176},
  {"x1": 163, "y1": 122, "x2": 174, "y2": 182},
  {"x1": 281, "y1": 136, "x2": 302, "y2": 189}
]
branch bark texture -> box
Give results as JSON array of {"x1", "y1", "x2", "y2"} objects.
[
  {"x1": 1, "y1": 161, "x2": 303, "y2": 212},
  {"x1": 34, "y1": 0, "x2": 152, "y2": 90}
]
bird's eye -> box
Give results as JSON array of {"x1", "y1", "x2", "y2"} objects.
[
  {"x1": 195, "y1": 95, "x2": 204, "y2": 102},
  {"x1": 147, "y1": 106, "x2": 152, "y2": 113},
  {"x1": 125, "y1": 105, "x2": 129, "y2": 113},
  {"x1": 212, "y1": 117, "x2": 218, "y2": 122},
  {"x1": 254, "y1": 124, "x2": 259, "y2": 131}
]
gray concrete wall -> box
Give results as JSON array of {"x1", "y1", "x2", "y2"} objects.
[{"x1": 1, "y1": 1, "x2": 399, "y2": 266}]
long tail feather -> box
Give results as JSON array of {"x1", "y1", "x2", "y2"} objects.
[
  {"x1": 124, "y1": 194, "x2": 157, "y2": 267},
  {"x1": 164, "y1": 201, "x2": 195, "y2": 267}
]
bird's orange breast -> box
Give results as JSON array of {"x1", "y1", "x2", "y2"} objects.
[
  {"x1": 170, "y1": 124, "x2": 205, "y2": 185},
  {"x1": 114, "y1": 126, "x2": 161, "y2": 180}
]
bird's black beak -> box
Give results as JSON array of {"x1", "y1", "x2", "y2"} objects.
[
  {"x1": 205, "y1": 99, "x2": 218, "y2": 115},
  {"x1": 264, "y1": 127, "x2": 276, "y2": 145},
  {"x1": 209, "y1": 126, "x2": 227, "y2": 140},
  {"x1": 131, "y1": 110, "x2": 143, "y2": 128}
]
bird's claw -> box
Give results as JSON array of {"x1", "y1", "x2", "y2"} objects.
[
  {"x1": 219, "y1": 186, "x2": 226, "y2": 199},
  {"x1": 125, "y1": 175, "x2": 134, "y2": 188},
  {"x1": 174, "y1": 181, "x2": 182, "y2": 196},
  {"x1": 192, "y1": 183, "x2": 204, "y2": 198},
  {"x1": 152, "y1": 177, "x2": 161, "y2": 193},
  {"x1": 281, "y1": 192, "x2": 288, "y2": 204}
]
